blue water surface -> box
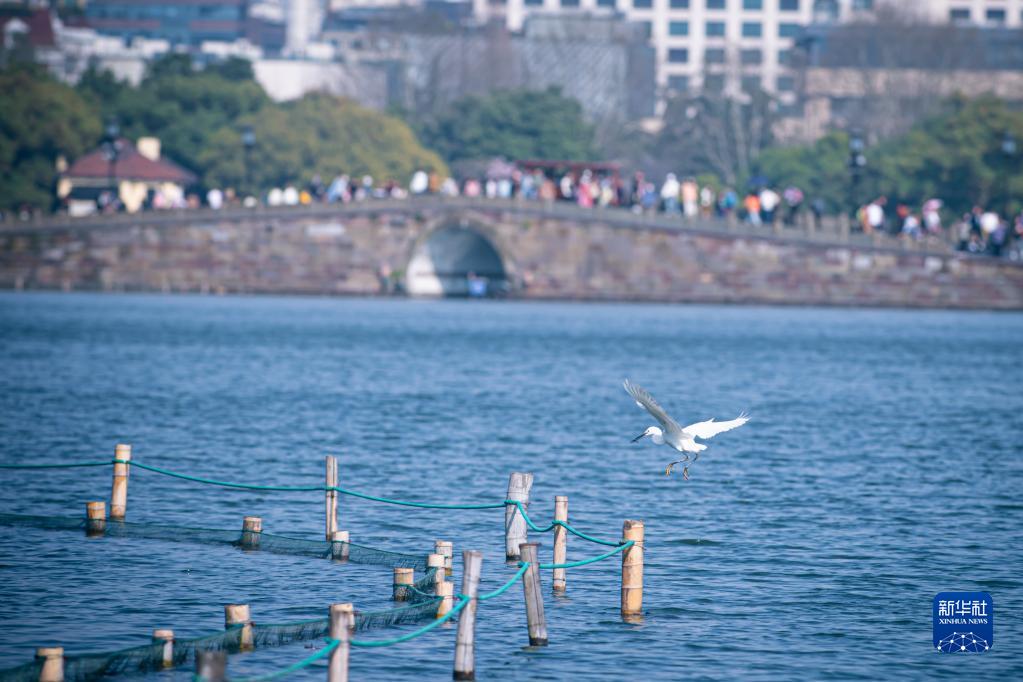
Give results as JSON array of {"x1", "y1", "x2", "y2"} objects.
[{"x1": 0, "y1": 293, "x2": 1020, "y2": 680}]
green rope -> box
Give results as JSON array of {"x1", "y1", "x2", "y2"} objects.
[
  {"x1": 224, "y1": 640, "x2": 338, "y2": 682},
  {"x1": 538, "y1": 541, "x2": 633, "y2": 569},
  {"x1": 476, "y1": 563, "x2": 529, "y2": 601},
  {"x1": 0, "y1": 461, "x2": 111, "y2": 469},
  {"x1": 335, "y1": 486, "x2": 504, "y2": 510},
  {"x1": 350, "y1": 597, "x2": 468, "y2": 648},
  {"x1": 505, "y1": 500, "x2": 623, "y2": 547}
]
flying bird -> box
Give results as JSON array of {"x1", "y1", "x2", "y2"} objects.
[{"x1": 624, "y1": 379, "x2": 748, "y2": 479}]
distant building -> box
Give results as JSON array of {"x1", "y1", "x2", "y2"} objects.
[{"x1": 58, "y1": 137, "x2": 197, "y2": 215}]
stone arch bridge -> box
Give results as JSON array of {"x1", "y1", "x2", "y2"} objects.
[{"x1": 1, "y1": 198, "x2": 1021, "y2": 308}]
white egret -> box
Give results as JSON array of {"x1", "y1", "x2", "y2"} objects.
[{"x1": 624, "y1": 379, "x2": 749, "y2": 479}]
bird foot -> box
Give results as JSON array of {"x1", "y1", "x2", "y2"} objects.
[
  {"x1": 682, "y1": 467, "x2": 689, "y2": 481},
  {"x1": 665, "y1": 463, "x2": 674, "y2": 476}
]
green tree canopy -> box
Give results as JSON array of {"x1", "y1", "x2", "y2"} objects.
[
  {"x1": 419, "y1": 87, "x2": 595, "y2": 163},
  {"x1": 199, "y1": 93, "x2": 448, "y2": 193},
  {"x1": 0, "y1": 65, "x2": 100, "y2": 211}
]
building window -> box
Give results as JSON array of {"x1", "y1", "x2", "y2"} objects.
[
  {"x1": 638, "y1": 20, "x2": 652, "y2": 37},
  {"x1": 596, "y1": 0, "x2": 615, "y2": 5},
  {"x1": 633, "y1": 0, "x2": 652, "y2": 7},
  {"x1": 742, "y1": 22, "x2": 762, "y2": 37},
  {"x1": 986, "y1": 8, "x2": 1006, "y2": 24},
  {"x1": 706, "y1": 21, "x2": 726, "y2": 36},
  {"x1": 668, "y1": 48, "x2": 689, "y2": 63},
  {"x1": 704, "y1": 74, "x2": 725, "y2": 92},
  {"x1": 560, "y1": 0, "x2": 580, "y2": 6},
  {"x1": 706, "y1": 0, "x2": 726, "y2": 9},
  {"x1": 852, "y1": 0, "x2": 873, "y2": 9},
  {"x1": 949, "y1": 8, "x2": 970, "y2": 22},
  {"x1": 670, "y1": 0, "x2": 689, "y2": 7},
  {"x1": 670, "y1": 21, "x2": 689, "y2": 36},
  {"x1": 741, "y1": 48, "x2": 762, "y2": 64},
  {"x1": 778, "y1": 48, "x2": 791, "y2": 64},
  {"x1": 778, "y1": 22, "x2": 801, "y2": 37},
  {"x1": 777, "y1": 75, "x2": 795, "y2": 91},
  {"x1": 704, "y1": 47, "x2": 726, "y2": 63},
  {"x1": 668, "y1": 75, "x2": 689, "y2": 92},
  {"x1": 780, "y1": 0, "x2": 799, "y2": 10},
  {"x1": 743, "y1": 0, "x2": 762, "y2": 9},
  {"x1": 741, "y1": 76, "x2": 761, "y2": 93},
  {"x1": 525, "y1": 0, "x2": 543, "y2": 5}
]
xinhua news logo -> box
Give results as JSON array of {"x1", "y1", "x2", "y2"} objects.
[{"x1": 933, "y1": 592, "x2": 993, "y2": 653}]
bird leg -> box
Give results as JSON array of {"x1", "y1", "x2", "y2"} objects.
[{"x1": 665, "y1": 455, "x2": 690, "y2": 476}]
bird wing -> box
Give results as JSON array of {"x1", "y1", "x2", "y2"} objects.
[
  {"x1": 683, "y1": 413, "x2": 749, "y2": 440},
  {"x1": 623, "y1": 379, "x2": 684, "y2": 438}
]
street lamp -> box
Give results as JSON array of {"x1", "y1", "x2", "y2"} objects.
[
  {"x1": 241, "y1": 125, "x2": 256, "y2": 198},
  {"x1": 1002, "y1": 130, "x2": 1017, "y2": 217},
  {"x1": 102, "y1": 118, "x2": 121, "y2": 191},
  {"x1": 848, "y1": 129, "x2": 866, "y2": 215}
]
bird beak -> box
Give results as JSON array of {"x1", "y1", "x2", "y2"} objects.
[{"x1": 631, "y1": 432, "x2": 646, "y2": 443}]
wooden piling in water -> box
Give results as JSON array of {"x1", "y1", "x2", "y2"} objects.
[
  {"x1": 552, "y1": 496, "x2": 568, "y2": 594},
  {"x1": 151, "y1": 629, "x2": 174, "y2": 668},
  {"x1": 35, "y1": 647, "x2": 63, "y2": 682},
  {"x1": 519, "y1": 543, "x2": 548, "y2": 646},
  {"x1": 240, "y1": 516, "x2": 261, "y2": 549},
  {"x1": 224, "y1": 604, "x2": 253, "y2": 650},
  {"x1": 427, "y1": 553, "x2": 445, "y2": 588},
  {"x1": 325, "y1": 455, "x2": 338, "y2": 540},
  {"x1": 195, "y1": 650, "x2": 226, "y2": 682},
  {"x1": 504, "y1": 472, "x2": 533, "y2": 560},
  {"x1": 331, "y1": 530, "x2": 350, "y2": 561},
  {"x1": 436, "y1": 580, "x2": 454, "y2": 619},
  {"x1": 435, "y1": 540, "x2": 453, "y2": 576},
  {"x1": 85, "y1": 501, "x2": 106, "y2": 537},
  {"x1": 621, "y1": 520, "x2": 644, "y2": 619},
  {"x1": 393, "y1": 567, "x2": 414, "y2": 601},
  {"x1": 453, "y1": 550, "x2": 482, "y2": 681},
  {"x1": 328, "y1": 602, "x2": 353, "y2": 682},
  {"x1": 110, "y1": 444, "x2": 131, "y2": 520}
]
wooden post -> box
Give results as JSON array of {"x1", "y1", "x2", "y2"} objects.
[
  {"x1": 152, "y1": 629, "x2": 174, "y2": 668},
  {"x1": 240, "y1": 516, "x2": 261, "y2": 549},
  {"x1": 504, "y1": 472, "x2": 533, "y2": 559},
  {"x1": 427, "y1": 553, "x2": 445, "y2": 589},
  {"x1": 331, "y1": 530, "x2": 350, "y2": 561},
  {"x1": 224, "y1": 604, "x2": 253, "y2": 650},
  {"x1": 110, "y1": 443, "x2": 131, "y2": 520},
  {"x1": 328, "y1": 602, "x2": 353, "y2": 682},
  {"x1": 436, "y1": 581, "x2": 454, "y2": 619},
  {"x1": 453, "y1": 550, "x2": 482, "y2": 681},
  {"x1": 621, "y1": 520, "x2": 644, "y2": 619},
  {"x1": 325, "y1": 455, "x2": 338, "y2": 540},
  {"x1": 519, "y1": 543, "x2": 548, "y2": 646},
  {"x1": 85, "y1": 501, "x2": 106, "y2": 537},
  {"x1": 35, "y1": 647, "x2": 63, "y2": 682},
  {"x1": 393, "y1": 567, "x2": 414, "y2": 601},
  {"x1": 435, "y1": 540, "x2": 453, "y2": 576},
  {"x1": 195, "y1": 651, "x2": 226, "y2": 682},
  {"x1": 552, "y1": 496, "x2": 568, "y2": 594}
]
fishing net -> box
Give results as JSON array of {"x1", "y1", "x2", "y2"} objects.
[{"x1": 0, "y1": 514, "x2": 425, "y2": 569}]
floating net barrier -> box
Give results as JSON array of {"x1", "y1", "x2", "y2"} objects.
[{"x1": 0, "y1": 514, "x2": 426, "y2": 570}]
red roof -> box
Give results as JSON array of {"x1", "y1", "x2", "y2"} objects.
[
  {"x1": 65, "y1": 140, "x2": 197, "y2": 184},
  {"x1": 0, "y1": 9, "x2": 55, "y2": 48}
]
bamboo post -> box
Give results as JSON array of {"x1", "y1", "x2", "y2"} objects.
[
  {"x1": 435, "y1": 540, "x2": 453, "y2": 576},
  {"x1": 110, "y1": 443, "x2": 131, "y2": 520},
  {"x1": 436, "y1": 581, "x2": 454, "y2": 619},
  {"x1": 35, "y1": 647, "x2": 63, "y2": 682},
  {"x1": 331, "y1": 530, "x2": 350, "y2": 561},
  {"x1": 325, "y1": 455, "x2": 338, "y2": 540},
  {"x1": 621, "y1": 520, "x2": 644, "y2": 619},
  {"x1": 519, "y1": 543, "x2": 548, "y2": 646},
  {"x1": 393, "y1": 567, "x2": 414, "y2": 601},
  {"x1": 85, "y1": 501, "x2": 106, "y2": 537},
  {"x1": 328, "y1": 602, "x2": 353, "y2": 682},
  {"x1": 240, "y1": 516, "x2": 261, "y2": 550},
  {"x1": 552, "y1": 496, "x2": 568, "y2": 594},
  {"x1": 152, "y1": 629, "x2": 174, "y2": 668},
  {"x1": 453, "y1": 550, "x2": 483, "y2": 681},
  {"x1": 224, "y1": 604, "x2": 253, "y2": 650},
  {"x1": 427, "y1": 553, "x2": 446, "y2": 589},
  {"x1": 195, "y1": 651, "x2": 226, "y2": 682},
  {"x1": 504, "y1": 472, "x2": 533, "y2": 559}
]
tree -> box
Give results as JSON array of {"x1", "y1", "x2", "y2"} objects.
[
  {"x1": 754, "y1": 131, "x2": 852, "y2": 212},
  {"x1": 0, "y1": 65, "x2": 100, "y2": 211},
  {"x1": 418, "y1": 87, "x2": 595, "y2": 163},
  {"x1": 199, "y1": 93, "x2": 448, "y2": 193}
]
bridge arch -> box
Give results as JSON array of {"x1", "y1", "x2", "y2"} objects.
[{"x1": 405, "y1": 217, "x2": 513, "y2": 297}]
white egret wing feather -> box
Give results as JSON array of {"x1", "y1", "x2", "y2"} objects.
[
  {"x1": 683, "y1": 413, "x2": 749, "y2": 440},
  {"x1": 623, "y1": 379, "x2": 684, "y2": 438}
]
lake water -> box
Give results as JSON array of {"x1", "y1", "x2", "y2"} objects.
[{"x1": 0, "y1": 293, "x2": 1021, "y2": 681}]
